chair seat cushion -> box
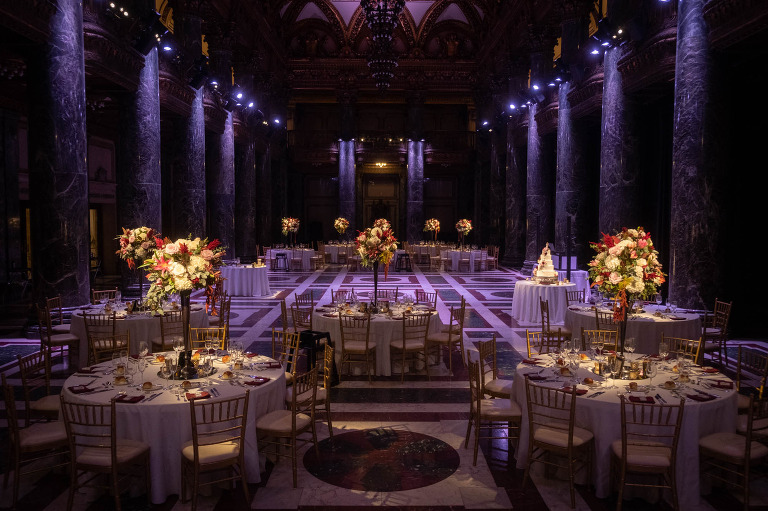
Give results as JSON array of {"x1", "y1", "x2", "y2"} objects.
[
  {"x1": 152, "y1": 334, "x2": 183, "y2": 348},
  {"x1": 19, "y1": 421, "x2": 68, "y2": 450},
  {"x1": 285, "y1": 372, "x2": 294, "y2": 385},
  {"x1": 31, "y1": 394, "x2": 61, "y2": 415},
  {"x1": 611, "y1": 440, "x2": 672, "y2": 468},
  {"x1": 704, "y1": 327, "x2": 724, "y2": 336},
  {"x1": 92, "y1": 338, "x2": 128, "y2": 350},
  {"x1": 77, "y1": 439, "x2": 149, "y2": 467},
  {"x1": 390, "y1": 338, "x2": 425, "y2": 351},
  {"x1": 51, "y1": 324, "x2": 71, "y2": 334},
  {"x1": 533, "y1": 424, "x2": 593, "y2": 448},
  {"x1": 427, "y1": 332, "x2": 461, "y2": 344},
  {"x1": 545, "y1": 326, "x2": 572, "y2": 337},
  {"x1": 344, "y1": 341, "x2": 374, "y2": 352},
  {"x1": 208, "y1": 316, "x2": 222, "y2": 325},
  {"x1": 49, "y1": 333, "x2": 79, "y2": 346},
  {"x1": 479, "y1": 398, "x2": 521, "y2": 420},
  {"x1": 285, "y1": 385, "x2": 319, "y2": 404},
  {"x1": 484, "y1": 378, "x2": 514, "y2": 397},
  {"x1": 737, "y1": 393, "x2": 751, "y2": 410},
  {"x1": 255, "y1": 409, "x2": 312, "y2": 435},
  {"x1": 700, "y1": 432, "x2": 768, "y2": 460},
  {"x1": 181, "y1": 435, "x2": 240, "y2": 464}
]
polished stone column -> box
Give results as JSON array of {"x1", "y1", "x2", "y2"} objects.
[
  {"x1": 117, "y1": 47, "x2": 161, "y2": 233},
  {"x1": 206, "y1": 112, "x2": 235, "y2": 251},
  {"x1": 555, "y1": 81, "x2": 592, "y2": 268},
  {"x1": 27, "y1": 0, "x2": 90, "y2": 306},
  {"x1": 257, "y1": 147, "x2": 273, "y2": 243},
  {"x1": 525, "y1": 104, "x2": 555, "y2": 262},
  {"x1": 406, "y1": 140, "x2": 424, "y2": 243},
  {"x1": 599, "y1": 46, "x2": 641, "y2": 234},
  {"x1": 171, "y1": 87, "x2": 206, "y2": 238},
  {"x1": 234, "y1": 137, "x2": 257, "y2": 257},
  {"x1": 0, "y1": 110, "x2": 22, "y2": 283},
  {"x1": 339, "y1": 141, "x2": 356, "y2": 228},
  {"x1": 668, "y1": 0, "x2": 725, "y2": 309},
  {"x1": 502, "y1": 122, "x2": 527, "y2": 268},
  {"x1": 488, "y1": 126, "x2": 505, "y2": 248}
]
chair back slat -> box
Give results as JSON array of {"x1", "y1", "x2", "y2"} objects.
[
  {"x1": 291, "y1": 304, "x2": 313, "y2": 330},
  {"x1": 581, "y1": 328, "x2": 619, "y2": 352},
  {"x1": 190, "y1": 392, "x2": 249, "y2": 451},
  {"x1": 661, "y1": 334, "x2": 702, "y2": 363},
  {"x1": 190, "y1": 327, "x2": 227, "y2": 350},
  {"x1": 272, "y1": 329, "x2": 301, "y2": 375},
  {"x1": 736, "y1": 347, "x2": 768, "y2": 398},
  {"x1": 476, "y1": 336, "x2": 498, "y2": 386},
  {"x1": 339, "y1": 313, "x2": 372, "y2": 350}
]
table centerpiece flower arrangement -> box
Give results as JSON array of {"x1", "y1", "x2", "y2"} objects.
[
  {"x1": 355, "y1": 219, "x2": 398, "y2": 311},
  {"x1": 588, "y1": 226, "x2": 666, "y2": 356},
  {"x1": 334, "y1": 217, "x2": 350, "y2": 239},
  {"x1": 455, "y1": 219, "x2": 472, "y2": 248},
  {"x1": 140, "y1": 236, "x2": 225, "y2": 378},
  {"x1": 424, "y1": 218, "x2": 440, "y2": 242},
  {"x1": 116, "y1": 226, "x2": 159, "y2": 270},
  {"x1": 281, "y1": 217, "x2": 300, "y2": 246}
]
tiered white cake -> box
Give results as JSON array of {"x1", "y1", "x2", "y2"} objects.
[{"x1": 534, "y1": 243, "x2": 558, "y2": 283}]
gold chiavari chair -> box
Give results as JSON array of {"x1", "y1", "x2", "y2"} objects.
[
  {"x1": 391, "y1": 312, "x2": 431, "y2": 382},
  {"x1": 702, "y1": 298, "x2": 733, "y2": 366},
  {"x1": 661, "y1": 334, "x2": 702, "y2": 364},
  {"x1": 565, "y1": 289, "x2": 586, "y2": 306},
  {"x1": 526, "y1": 329, "x2": 562, "y2": 358},
  {"x1": 36, "y1": 305, "x2": 79, "y2": 366},
  {"x1": 734, "y1": 346, "x2": 768, "y2": 413},
  {"x1": 189, "y1": 327, "x2": 227, "y2": 351},
  {"x1": 16, "y1": 348, "x2": 60, "y2": 427},
  {"x1": 151, "y1": 310, "x2": 184, "y2": 352},
  {"x1": 331, "y1": 288, "x2": 356, "y2": 304},
  {"x1": 415, "y1": 290, "x2": 438, "y2": 309},
  {"x1": 46, "y1": 295, "x2": 70, "y2": 333},
  {"x1": 476, "y1": 335, "x2": 513, "y2": 399},
  {"x1": 272, "y1": 328, "x2": 302, "y2": 385},
  {"x1": 426, "y1": 305, "x2": 465, "y2": 377},
  {"x1": 338, "y1": 313, "x2": 374, "y2": 382},
  {"x1": 91, "y1": 288, "x2": 118, "y2": 304},
  {"x1": 90, "y1": 332, "x2": 131, "y2": 364},
  {"x1": 540, "y1": 298, "x2": 572, "y2": 343},
  {"x1": 581, "y1": 328, "x2": 619, "y2": 352}
]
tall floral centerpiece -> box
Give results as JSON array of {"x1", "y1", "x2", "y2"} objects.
[
  {"x1": 455, "y1": 219, "x2": 472, "y2": 248},
  {"x1": 334, "y1": 217, "x2": 350, "y2": 241},
  {"x1": 424, "y1": 218, "x2": 440, "y2": 242},
  {"x1": 588, "y1": 227, "x2": 666, "y2": 355},
  {"x1": 116, "y1": 226, "x2": 160, "y2": 297},
  {"x1": 141, "y1": 236, "x2": 225, "y2": 378},
  {"x1": 281, "y1": 217, "x2": 300, "y2": 246},
  {"x1": 355, "y1": 218, "x2": 398, "y2": 312}
]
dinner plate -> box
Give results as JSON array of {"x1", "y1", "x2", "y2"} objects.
[
  {"x1": 660, "y1": 381, "x2": 681, "y2": 390},
  {"x1": 625, "y1": 384, "x2": 651, "y2": 393},
  {"x1": 583, "y1": 381, "x2": 602, "y2": 389},
  {"x1": 140, "y1": 383, "x2": 164, "y2": 393}
]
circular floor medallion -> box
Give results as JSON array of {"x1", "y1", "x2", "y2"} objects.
[{"x1": 303, "y1": 428, "x2": 460, "y2": 492}]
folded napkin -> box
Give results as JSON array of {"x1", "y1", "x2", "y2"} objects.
[
  {"x1": 116, "y1": 394, "x2": 145, "y2": 403},
  {"x1": 68, "y1": 384, "x2": 95, "y2": 394},
  {"x1": 700, "y1": 367, "x2": 719, "y2": 374},
  {"x1": 244, "y1": 377, "x2": 270, "y2": 386},
  {"x1": 186, "y1": 391, "x2": 210, "y2": 400},
  {"x1": 262, "y1": 362, "x2": 282, "y2": 369},
  {"x1": 629, "y1": 396, "x2": 655, "y2": 403},
  {"x1": 522, "y1": 358, "x2": 541, "y2": 365},
  {"x1": 526, "y1": 375, "x2": 548, "y2": 381},
  {"x1": 77, "y1": 367, "x2": 98, "y2": 374},
  {"x1": 686, "y1": 393, "x2": 716, "y2": 402},
  {"x1": 561, "y1": 386, "x2": 588, "y2": 395},
  {"x1": 710, "y1": 380, "x2": 733, "y2": 389}
]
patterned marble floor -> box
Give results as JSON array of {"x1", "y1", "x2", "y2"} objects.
[{"x1": 0, "y1": 263, "x2": 763, "y2": 510}]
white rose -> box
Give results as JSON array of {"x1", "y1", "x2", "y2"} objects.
[
  {"x1": 165, "y1": 243, "x2": 179, "y2": 255},
  {"x1": 371, "y1": 227, "x2": 383, "y2": 238},
  {"x1": 608, "y1": 245, "x2": 622, "y2": 256},
  {"x1": 627, "y1": 277, "x2": 645, "y2": 294},
  {"x1": 609, "y1": 272, "x2": 622, "y2": 285},
  {"x1": 596, "y1": 251, "x2": 606, "y2": 260},
  {"x1": 627, "y1": 229, "x2": 638, "y2": 237},
  {"x1": 636, "y1": 258, "x2": 647, "y2": 267},
  {"x1": 200, "y1": 249, "x2": 213, "y2": 261},
  {"x1": 635, "y1": 266, "x2": 644, "y2": 277},
  {"x1": 605, "y1": 254, "x2": 620, "y2": 270},
  {"x1": 175, "y1": 278, "x2": 193, "y2": 291},
  {"x1": 170, "y1": 261, "x2": 186, "y2": 277},
  {"x1": 128, "y1": 235, "x2": 136, "y2": 243},
  {"x1": 367, "y1": 236, "x2": 380, "y2": 246}
]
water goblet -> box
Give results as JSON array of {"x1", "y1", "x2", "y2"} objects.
[
  {"x1": 173, "y1": 339, "x2": 184, "y2": 357},
  {"x1": 625, "y1": 337, "x2": 636, "y2": 360},
  {"x1": 609, "y1": 356, "x2": 622, "y2": 388},
  {"x1": 655, "y1": 293, "x2": 663, "y2": 307},
  {"x1": 137, "y1": 358, "x2": 147, "y2": 383},
  {"x1": 139, "y1": 341, "x2": 149, "y2": 358},
  {"x1": 160, "y1": 362, "x2": 170, "y2": 380},
  {"x1": 646, "y1": 360, "x2": 658, "y2": 388},
  {"x1": 669, "y1": 301, "x2": 678, "y2": 313}
]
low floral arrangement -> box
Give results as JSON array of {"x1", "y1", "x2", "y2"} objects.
[
  {"x1": 334, "y1": 217, "x2": 350, "y2": 234},
  {"x1": 116, "y1": 227, "x2": 159, "y2": 269},
  {"x1": 355, "y1": 220, "x2": 398, "y2": 268},
  {"x1": 281, "y1": 217, "x2": 300, "y2": 236},
  {"x1": 455, "y1": 219, "x2": 472, "y2": 235},
  {"x1": 423, "y1": 218, "x2": 440, "y2": 232},
  {"x1": 588, "y1": 226, "x2": 666, "y2": 319},
  {"x1": 140, "y1": 236, "x2": 225, "y2": 310}
]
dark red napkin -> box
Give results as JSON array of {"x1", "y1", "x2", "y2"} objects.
[
  {"x1": 629, "y1": 396, "x2": 655, "y2": 403},
  {"x1": 263, "y1": 362, "x2": 282, "y2": 369},
  {"x1": 244, "y1": 377, "x2": 270, "y2": 386},
  {"x1": 701, "y1": 367, "x2": 719, "y2": 374},
  {"x1": 710, "y1": 380, "x2": 733, "y2": 389},
  {"x1": 115, "y1": 394, "x2": 145, "y2": 403},
  {"x1": 522, "y1": 359, "x2": 541, "y2": 365},
  {"x1": 562, "y1": 386, "x2": 588, "y2": 395},
  {"x1": 245, "y1": 353, "x2": 258, "y2": 358},
  {"x1": 686, "y1": 393, "x2": 716, "y2": 402},
  {"x1": 526, "y1": 374, "x2": 547, "y2": 381},
  {"x1": 68, "y1": 384, "x2": 95, "y2": 394},
  {"x1": 186, "y1": 391, "x2": 211, "y2": 400}
]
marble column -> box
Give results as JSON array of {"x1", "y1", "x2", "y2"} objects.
[
  {"x1": 117, "y1": 47, "x2": 161, "y2": 233},
  {"x1": 234, "y1": 137, "x2": 257, "y2": 257},
  {"x1": 257, "y1": 146, "x2": 273, "y2": 243},
  {"x1": 406, "y1": 140, "x2": 424, "y2": 244},
  {"x1": 171, "y1": 87, "x2": 206, "y2": 238},
  {"x1": 525, "y1": 104, "x2": 555, "y2": 262},
  {"x1": 555, "y1": 82, "x2": 592, "y2": 269},
  {"x1": 488, "y1": 125, "x2": 505, "y2": 248},
  {"x1": 502, "y1": 122, "x2": 527, "y2": 268},
  {"x1": 668, "y1": 0, "x2": 725, "y2": 309},
  {"x1": 599, "y1": 46, "x2": 641, "y2": 234},
  {"x1": 206, "y1": 112, "x2": 235, "y2": 252},
  {"x1": 27, "y1": 0, "x2": 90, "y2": 306},
  {"x1": 339, "y1": 141, "x2": 356, "y2": 228},
  {"x1": 0, "y1": 110, "x2": 22, "y2": 283}
]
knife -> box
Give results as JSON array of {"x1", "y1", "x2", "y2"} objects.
[
  {"x1": 655, "y1": 393, "x2": 667, "y2": 404},
  {"x1": 587, "y1": 391, "x2": 605, "y2": 398}
]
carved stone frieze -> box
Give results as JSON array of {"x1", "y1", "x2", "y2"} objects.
[
  {"x1": 83, "y1": 23, "x2": 144, "y2": 91},
  {"x1": 203, "y1": 93, "x2": 227, "y2": 134},
  {"x1": 705, "y1": 0, "x2": 768, "y2": 49},
  {"x1": 0, "y1": 0, "x2": 55, "y2": 43},
  {"x1": 616, "y1": 28, "x2": 676, "y2": 93},
  {"x1": 567, "y1": 67, "x2": 604, "y2": 119},
  {"x1": 158, "y1": 61, "x2": 195, "y2": 117},
  {"x1": 534, "y1": 99, "x2": 559, "y2": 135}
]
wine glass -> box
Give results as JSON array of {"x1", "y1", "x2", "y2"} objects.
[
  {"x1": 669, "y1": 301, "x2": 678, "y2": 314},
  {"x1": 139, "y1": 341, "x2": 149, "y2": 358},
  {"x1": 655, "y1": 293, "x2": 663, "y2": 307},
  {"x1": 609, "y1": 357, "x2": 622, "y2": 388},
  {"x1": 160, "y1": 361, "x2": 170, "y2": 380},
  {"x1": 646, "y1": 360, "x2": 658, "y2": 388},
  {"x1": 137, "y1": 357, "x2": 148, "y2": 383},
  {"x1": 125, "y1": 358, "x2": 137, "y2": 385},
  {"x1": 625, "y1": 337, "x2": 636, "y2": 360},
  {"x1": 659, "y1": 342, "x2": 669, "y2": 368},
  {"x1": 173, "y1": 339, "x2": 184, "y2": 358}
]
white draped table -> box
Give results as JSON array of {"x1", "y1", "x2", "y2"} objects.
[
  {"x1": 557, "y1": 269, "x2": 590, "y2": 297},
  {"x1": 220, "y1": 265, "x2": 271, "y2": 296},
  {"x1": 266, "y1": 248, "x2": 315, "y2": 270},
  {"x1": 62, "y1": 354, "x2": 286, "y2": 504},
  {"x1": 70, "y1": 306, "x2": 209, "y2": 368},
  {"x1": 512, "y1": 358, "x2": 737, "y2": 509},
  {"x1": 511, "y1": 280, "x2": 576, "y2": 325},
  {"x1": 324, "y1": 244, "x2": 353, "y2": 264},
  {"x1": 440, "y1": 249, "x2": 485, "y2": 272},
  {"x1": 565, "y1": 304, "x2": 701, "y2": 354}
]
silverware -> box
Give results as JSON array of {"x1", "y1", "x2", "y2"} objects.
[
  {"x1": 145, "y1": 392, "x2": 162, "y2": 402},
  {"x1": 655, "y1": 393, "x2": 667, "y2": 404},
  {"x1": 75, "y1": 374, "x2": 102, "y2": 378},
  {"x1": 587, "y1": 391, "x2": 605, "y2": 398},
  {"x1": 82, "y1": 387, "x2": 115, "y2": 395}
]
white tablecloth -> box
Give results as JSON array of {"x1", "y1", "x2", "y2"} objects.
[
  {"x1": 70, "y1": 307, "x2": 209, "y2": 368},
  {"x1": 558, "y1": 270, "x2": 590, "y2": 297},
  {"x1": 221, "y1": 265, "x2": 271, "y2": 296},
  {"x1": 440, "y1": 249, "x2": 485, "y2": 272},
  {"x1": 62, "y1": 355, "x2": 286, "y2": 504},
  {"x1": 511, "y1": 280, "x2": 576, "y2": 325},
  {"x1": 311, "y1": 308, "x2": 443, "y2": 376},
  {"x1": 325, "y1": 244, "x2": 353, "y2": 264},
  {"x1": 565, "y1": 304, "x2": 701, "y2": 354},
  {"x1": 266, "y1": 249, "x2": 315, "y2": 270},
  {"x1": 512, "y1": 360, "x2": 737, "y2": 508}
]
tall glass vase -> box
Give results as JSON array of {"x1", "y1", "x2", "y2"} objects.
[
  {"x1": 372, "y1": 261, "x2": 379, "y2": 313},
  {"x1": 178, "y1": 289, "x2": 198, "y2": 379}
]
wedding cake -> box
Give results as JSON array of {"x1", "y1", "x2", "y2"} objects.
[{"x1": 533, "y1": 243, "x2": 558, "y2": 283}]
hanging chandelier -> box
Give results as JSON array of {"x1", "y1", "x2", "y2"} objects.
[{"x1": 361, "y1": 0, "x2": 405, "y2": 90}]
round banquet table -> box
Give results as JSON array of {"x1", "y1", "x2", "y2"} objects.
[
  {"x1": 311, "y1": 307, "x2": 443, "y2": 376},
  {"x1": 70, "y1": 306, "x2": 209, "y2": 369},
  {"x1": 564, "y1": 304, "x2": 701, "y2": 354},
  {"x1": 511, "y1": 280, "x2": 576, "y2": 325},
  {"x1": 324, "y1": 244, "x2": 353, "y2": 264},
  {"x1": 511, "y1": 357, "x2": 737, "y2": 509},
  {"x1": 62, "y1": 354, "x2": 286, "y2": 504},
  {"x1": 557, "y1": 270, "x2": 590, "y2": 298},
  {"x1": 266, "y1": 248, "x2": 315, "y2": 270},
  {"x1": 220, "y1": 265, "x2": 271, "y2": 296},
  {"x1": 440, "y1": 249, "x2": 485, "y2": 272}
]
